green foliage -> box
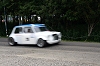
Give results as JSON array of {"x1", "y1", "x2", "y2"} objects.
[
  {"x1": 72, "y1": 0, "x2": 100, "y2": 37},
  {"x1": 0, "y1": 23, "x2": 6, "y2": 36},
  {"x1": 0, "y1": 0, "x2": 100, "y2": 42}
]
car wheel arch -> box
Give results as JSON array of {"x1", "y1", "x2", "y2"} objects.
[
  {"x1": 8, "y1": 37, "x2": 17, "y2": 43},
  {"x1": 8, "y1": 37, "x2": 17, "y2": 46},
  {"x1": 37, "y1": 38, "x2": 47, "y2": 48}
]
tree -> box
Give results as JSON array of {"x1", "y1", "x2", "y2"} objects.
[{"x1": 75, "y1": 0, "x2": 100, "y2": 39}]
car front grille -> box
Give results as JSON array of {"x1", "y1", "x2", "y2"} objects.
[{"x1": 52, "y1": 34, "x2": 58, "y2": 40}]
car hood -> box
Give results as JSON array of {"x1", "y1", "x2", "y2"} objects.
[{"x1": 35, "y1": 31, "x2": 61, "y2": 36}]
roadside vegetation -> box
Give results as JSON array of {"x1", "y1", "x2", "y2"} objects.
[{"x1": 0, "y1": 0, "x2": 100, "y2": 42}]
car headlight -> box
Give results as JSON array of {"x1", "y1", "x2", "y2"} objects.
[
  {"x1": 47, "y1": 35, "x2": 53, "y2": 40},
  {"x1": 58, "y1": 32, "x2": 62, "y2": 38}
]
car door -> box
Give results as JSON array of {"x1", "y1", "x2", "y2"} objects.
[
  {"x1": 22, "y1": 27, "x2": 36, "y2": 44},
  {"x1": 14, "y1": 27, "x2": 23, "y2": 44}
]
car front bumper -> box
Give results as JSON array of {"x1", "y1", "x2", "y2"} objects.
[{"x1": 46, "y1": 39, "x2": 61, "y2": 44}]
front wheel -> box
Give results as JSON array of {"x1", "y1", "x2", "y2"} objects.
[
  {"x1": 37, "y1": 38, "x2": 47, "y2": 48},
  {"x1": 8, "y1": 37, "x2": 17, "y2": 46}
]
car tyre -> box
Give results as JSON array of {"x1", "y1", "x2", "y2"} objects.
[
  {"x1": 37, "y1": 38, "x2": 46, "y2": 48},
  {"x1": 8, "y1": 37, "x2": 17, "y2": 46}
]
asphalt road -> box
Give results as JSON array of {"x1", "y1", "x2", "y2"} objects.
[{"x1": 0, "y1": 38, "x2": 100, "y2": 66}]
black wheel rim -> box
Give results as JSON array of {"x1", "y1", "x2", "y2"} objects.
[
  {"x1": 9, "y1": 38, "x2": 14, "y2": 45},
  {"x1": 37, "y1": 39, "x2": 44, "y2": 47}
]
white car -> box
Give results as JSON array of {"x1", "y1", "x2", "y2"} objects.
[{"x1": 8, "y1": 24, "x2": 61, "y2": 47}]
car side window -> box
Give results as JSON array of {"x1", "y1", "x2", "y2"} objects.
[
  {"x1": 24, "y1": 27, "x2": 33, "y2": 33},
  {"x1": 14, "y1": 27, "x2": 22, "y2": 34}
]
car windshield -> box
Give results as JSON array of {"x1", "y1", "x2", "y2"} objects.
[{"x1": 34, "y1": 27, "x2": 48, "y2": 32}]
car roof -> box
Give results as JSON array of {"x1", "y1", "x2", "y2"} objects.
[{"x1": 15, "y1": 24, "x2": 46, "y2": 28}]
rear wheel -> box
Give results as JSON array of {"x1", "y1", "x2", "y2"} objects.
[
  {"x1": 37, "y1": 38, "x2": 47, "y2": 48},
  {"x1": 8, "y1": 37, "x2": 17, "y2": 46}
]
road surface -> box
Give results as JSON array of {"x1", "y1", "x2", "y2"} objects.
[{"x1": 0, "y1": 38, "x2": 100, "y2": 66}]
